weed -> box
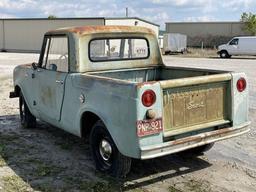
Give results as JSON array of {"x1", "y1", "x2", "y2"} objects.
[
  {"x1": 36, "y1": 163, "x2": 63, "y2": 177},
  {"x1": 0, "y1": 156, "x2": 6, "y2": 167},
  {"x1": 79, "y1": 181, "x2": 114, "y2": 192},
  {"x1": 35, "y1": 183, "x2": 56, "y2": 192},
  {"x1": 24, "y1": 158, "x2": 64, "y2": 177},
  {"x1": 186, "y1": 179, "x2": 212, "y2": 192},
  {"x1": 169, "y1": 186, "x2": 183, "y2": 192},
  {"x1": 54, "y1": 140, "x2": 73, "y2": 150}
]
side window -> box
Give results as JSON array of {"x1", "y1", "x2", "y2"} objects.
[
  {"x1": 229, "y1": 38, "x2": 239, "y2": 45},
  {"x1": 42, "y1": 36, "x2": 69, "y2": 72}
]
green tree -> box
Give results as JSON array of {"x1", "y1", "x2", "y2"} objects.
[
  {"x1": 240, "y1": 12, "x2": 256, "y2": 35},
  {"x1": 48, "y1": 15, "x2": 57, "y2": 19}
]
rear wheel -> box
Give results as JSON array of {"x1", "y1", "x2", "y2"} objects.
[
  {"x1": 219, "y1": 50, "x2": 230, "y2": 58},
  {"x1": 19, "y1": 93, "x2": 36, "y2": 128},
  {"x1": 89, "y1": 120, "x2": 131, "y2": 178}
]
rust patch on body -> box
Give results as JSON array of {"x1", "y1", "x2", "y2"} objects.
[
  {"x1": 19, "y1": 63, "x2": 33, "y2": 68},
  {"x1": 137, "y1": 81, "x2": 158, "y2": 88},
  {"x1": 170, "y1": 127, "x2": 233, "y2": 146},
  {"x1": 47, "y1": 25, "x2": 155, "y2": 36}
]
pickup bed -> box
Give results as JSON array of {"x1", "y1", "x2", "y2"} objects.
[{"x1": 10, "y1": 26, "x2": 250, "y2": 177}]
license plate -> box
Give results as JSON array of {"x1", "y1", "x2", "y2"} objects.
[{"x1": 137, "y1": 118, "x2": 163, "y2": 137}]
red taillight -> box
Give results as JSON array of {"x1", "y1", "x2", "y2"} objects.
[
  {"x1": 237, "y1": 78, "x2": 246, "y2": 92},
  {"x1": 142, "y1": 90, "x2": 156, "y2": 107}
]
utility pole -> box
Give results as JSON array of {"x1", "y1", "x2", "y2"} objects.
[{"x1": 126, "y1": 7, "x2": 128, "y2": 17}]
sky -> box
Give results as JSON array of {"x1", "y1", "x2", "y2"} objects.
[{"x1": 0, "y1": 0, "x2": 256, "y2": 29}]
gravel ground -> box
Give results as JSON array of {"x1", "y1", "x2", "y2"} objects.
[{"x1": 0, "y1": 53, "x2": 255, "y2": 192}]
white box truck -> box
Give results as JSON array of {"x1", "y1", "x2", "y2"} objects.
[
  {"x1": 163, "y1": 33, "x2": 187, "y2": 54},
  {"x1": 218, "y1": 36, "x2": 256, "y2": 58}
]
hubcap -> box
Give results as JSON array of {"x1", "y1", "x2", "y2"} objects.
[
  {"x1": 99, "y1": 139, "x2": 112, "y2": 161},
  {"x1": 221, "y1": 52, "x2": 226, "y2": 57}
]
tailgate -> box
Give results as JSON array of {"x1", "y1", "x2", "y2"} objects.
[{"x1": 160, "y1": 74, "x2": 232, "y2": 137}]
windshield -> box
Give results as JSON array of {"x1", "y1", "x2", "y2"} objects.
[{"x1": 89, "y1": 38, "x2": 149, "y2": 62}]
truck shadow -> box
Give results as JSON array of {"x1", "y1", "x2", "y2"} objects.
[
  {"x1": 0, "y1": 114, "x2": 211, "y2": 191},
  {"x1": 123, "y1": 154, "x2": 211, "y2": 190}
]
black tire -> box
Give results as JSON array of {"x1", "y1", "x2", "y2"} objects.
[
  {"x1": 219, "y1": 50, "x2": 230, "y2": 58},
  {"x1": 89, "y1": 120, "x2": 131, "y2": 178},
  {"x1": 182, "y1": 143, "x2": 215, "y2": 156},
  {"x1": 19, "y1": 93, "x2": 36, "y2": 128}
]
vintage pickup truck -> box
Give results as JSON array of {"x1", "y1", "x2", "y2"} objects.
[{"x1": 10, "y1": 26, "x2": 250, "y2": 177}]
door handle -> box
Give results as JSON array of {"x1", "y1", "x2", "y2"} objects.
[{"x1": 56, "y1": 80, "x2": 64, "y2": 84}]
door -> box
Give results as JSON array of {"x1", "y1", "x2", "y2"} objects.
[
  {"x1": 227, "y1": 38, "x2": 239, "y2": 55},
  {"x1": 35, "y1": 35, "x2": 69, "y2": 122}
]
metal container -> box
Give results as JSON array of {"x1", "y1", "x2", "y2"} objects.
[{"x1": 163, "y1": 33, "x2": 187, "y2": 54}]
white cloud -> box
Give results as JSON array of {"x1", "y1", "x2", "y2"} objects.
[
  {"x1": 0, "y1": 0, "x2": 255, "y2": 29},
  {"x1": 220, "y1": 0, "x2": 255, "y2": 11},
  {"x1": 184, "y1": 16, "x2": 215, "y2": 22}
]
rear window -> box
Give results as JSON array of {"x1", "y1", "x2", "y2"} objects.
[{"x1": 89, "y1": 38, "x2": 149, "y2": 62}]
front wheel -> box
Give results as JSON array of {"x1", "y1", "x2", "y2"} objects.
[
  {"x1": 219, "y1": 50, "x2": 230, "y2": 58},
  {"x1": 19, "y1": 93, "x2": 36, "y2": 128},
  {"x1": 89, "y1": 121, "x2": 131, "y2": 178}
]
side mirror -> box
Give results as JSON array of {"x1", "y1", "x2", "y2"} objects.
[
  {"x1": 49, "y1": 64, "x2": 57, "y2": 71},
  {"x1": 32, "y1": 62, "x2": 37, "y2": 70}
]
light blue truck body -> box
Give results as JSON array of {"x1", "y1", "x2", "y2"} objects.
[{"x1": 11, "y1": 26, "x2": 250, "y2": 160}]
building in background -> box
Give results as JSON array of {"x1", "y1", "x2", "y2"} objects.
[
  {"x1": 165, "y1": 22, "x2": 249, "y2": 48},
  {"x1": 0, "y1": 17, "x2": 159, "y2": 52},
  {"x1": 105, "y1": 17, "x2": 159, "y2": 37}
]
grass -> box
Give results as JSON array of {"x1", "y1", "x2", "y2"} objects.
[
  {"x1": 36, "y1": 163, "x2": 63, "y2": 177},
  {"x1": 62, "y1": 175, "x2": 120, "y2": 192},
  {"x1": 54, "y1": 140, "x2": 73, "y2": 150},
  {"x1": 165, "y1": 48, "x2": 218, "y2": 58},
  {"x1": 25, "y1": 158, "x2": 64, "y2": 177},
  {"x1": 0, "y1": 133, "x2": 19, "y2": 142},
  {"x1": 185, "y1": 179, "x2": 212, "y2": 192},
  {"x1": 169, "y1": 186, "x2": 183, "y2": 192},
  {"x1": 79, "y1": 181, "x2": 115, "y2": 192},
  {"x1": 0, "y1": 142, "x2": 10, "y2": 161}
]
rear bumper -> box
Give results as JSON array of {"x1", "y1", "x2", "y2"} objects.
[{"x1": 140, "y1": 121, "x2": 250, "y2": 160}]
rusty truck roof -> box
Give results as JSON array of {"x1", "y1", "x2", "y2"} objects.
[{"x1": 46, "y1": 25, "x2": 156, "y2": 36}]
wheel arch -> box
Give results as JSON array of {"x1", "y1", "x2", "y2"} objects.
[
  {"x1": 79, "y1": 110, "x2": 135, "y2": 158},
  {"x1": 15, "y1": 83, "x2": 36, "y2": 117},
  {"x1": 80, "y1": 111, "x2": 102, "y2": 138},
  {"x1": 220, "y1": 49, "x2": 229, "y2": 55}
]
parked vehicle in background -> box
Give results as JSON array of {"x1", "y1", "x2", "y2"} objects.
[
  {"x1": 218, "y1": 36, "x2": 256, "y2": 58},
  {"x1": 10, "y1": 26, "x2": 250, "y2": 178},
  {"x1": 163, "y1": 33, "x2": 187, "y2": 54}
]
